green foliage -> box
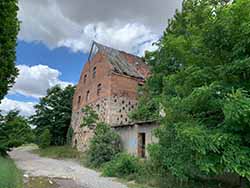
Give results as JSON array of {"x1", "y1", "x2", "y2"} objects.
[
  {"x1": 0, "y1": 0, "x2": 19, "y2": 101},
  {"x1": 102, "y1": 153, "x2": 141, "y2": 178},
  {"x1": 0, "y1": 156, "x2": 23, "y2": 188},
  {"x1": 0, "y1": 110, "x2": 34, "y2": 155},
  {"x1": 137, "y1": 0, "x2": 250, "y2": 182},
  {"x1": 31, "y1": 85, "x2": 75, "y2": 146},
  {"x1": 34, "y1": 145, "x2": 80, "y2": 159},
  {"x1": 81, "y1": 106, "x2": 98, "y2": 127},
  {"x1": 86, "y1": 122, "x2": 121, "y2": 167},
  {"x1": 38, "y1": 129, "x2": 51, "y2": 149},
  {"x1": 130, "y1": 80, "x2": 160, "y2": 121}
]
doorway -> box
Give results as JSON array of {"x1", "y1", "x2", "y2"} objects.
[{"x1": 138, "y1": 133, "x2": 146, "y2": 158}]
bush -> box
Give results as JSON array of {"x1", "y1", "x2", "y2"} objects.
[
  {"x1": 38, "y1": 129, "x2": 51, "y2": 149},
  {"x1": 86, "y1": 122, "x2": 121, "y2": 167},
  {"x1": 102, "y1": 153, "x2": 141, "y2": 178}
]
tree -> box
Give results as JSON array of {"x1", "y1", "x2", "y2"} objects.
[
  {"x1": 31, "y1": 85, "x2": 75, "y2": 146},
  {"x1": 0, "y1": 0, "x2": 19, "y2": 101},
  {"x1": 86, "y1": 122, "x2": 121, "y2": 167},
  {"x1": 80, "y1": 106, "x2": 121, "y2": 167},
  {"x1": 135, "y1": 0, "x2": 250, "y2": 182},
  {"x1": 0, "y1": 110, "x2": 34, "y2": 155}
]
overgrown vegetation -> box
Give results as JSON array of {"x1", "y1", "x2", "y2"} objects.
[
  {"x1": 0, "y1": 156, "x2": 23, "y2": 188},
  {"x1": 79, "y1": 106, "x2": 121, "y2": 167},
  {"x1": 0, "y1": 0, "x2": 19, "y2": 101},
  {"x1": 131, "y1": 0, "x2": 250, "y2": 185},
  {"x1": 31, "y1": 85, "x2": 75, "y2": 146},
  {"x1": 81, "y1": 106, "x2": 99, "y2": 128},
  {"x1": 0, "y1": 110, "x2": 34, "y2": 155},
  {"x1": 86, "y1": 122, "x2": 121, "y2": 167},
  {"x1": 102, "y1": 153, "x2": 141, "y2": 178}
]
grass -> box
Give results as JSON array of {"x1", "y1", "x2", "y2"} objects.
[
  {"x1": 0, "y1": 156, "x2": 23, "y2": 188},
  {"x1": 33, "y1": 145, "x2": 81, "y2": 160}
]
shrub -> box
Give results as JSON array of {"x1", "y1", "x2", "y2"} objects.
[
  {"x1": 38, "y1": 129, "x2": 51, "y2": 149},
  {"x1": 86, "y1": 122, "x2": 121, "y2": 167},
  {"x1": 102, "y1": 153, "x2": 141, "y2": 178}
]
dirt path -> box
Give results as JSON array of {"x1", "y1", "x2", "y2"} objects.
[{"x1": 9, "y1": 147, "x2": 127, "y2": 188}]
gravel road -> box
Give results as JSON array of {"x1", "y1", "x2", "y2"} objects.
[{"x1": 9, "y1": 147, "x2": 127, "y2": 188}]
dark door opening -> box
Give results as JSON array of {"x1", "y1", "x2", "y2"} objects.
[{"x1": 138, "y1": 133, "x2": 146, "y2": 158}]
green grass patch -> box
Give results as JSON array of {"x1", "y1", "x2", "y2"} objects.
[
  {"x1": 34, "y1": 146, "x2": 81, "y2": 160},
  {"x1": 0, "y1": 156, "x2": 23, "y2": 188}
]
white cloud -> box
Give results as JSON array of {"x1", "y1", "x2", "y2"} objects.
[
  {"x1": 0, "y1": 98, "x2": 36, "y2": 117},
  {"x1": 58, "y1": 22, "x2": 159, "y2": 55},
  {"x1": 18, "y1": 0, "x2": 182, "y2": 55},
  {"x1": 10, "y1": 65, "x2": 72, "y2": 98}
]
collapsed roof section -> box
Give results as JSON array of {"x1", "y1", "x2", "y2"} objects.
[{"x1": 88, "y1": 41, "x2": 148, "y2": 80}]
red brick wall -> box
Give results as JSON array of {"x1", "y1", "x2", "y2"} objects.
[
  {"x1": 110, "y1": 73, "x2": 142, "y2": 99},
  {"x1": 72, "y1": 51, "x2": 150, "y2": 112},
  {"x1": 72, "y1": 52, "x2": 113, "y2": 112}
]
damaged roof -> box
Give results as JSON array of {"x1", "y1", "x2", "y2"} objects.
[{"x1": 89, "y1": 41, "x2": 148, "y2": 79}]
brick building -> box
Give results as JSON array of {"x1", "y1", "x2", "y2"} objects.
[{"x1": 71, "y1": 42, "x2": 158, "y2": 157}]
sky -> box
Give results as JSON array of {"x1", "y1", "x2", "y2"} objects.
[{"x1": 0, "y1": 0, "x2": 182, "y2": 117}]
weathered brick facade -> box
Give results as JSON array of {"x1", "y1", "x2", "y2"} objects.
[{"x1": 71, "y1": 42, "x2": 150, "y2": 151}]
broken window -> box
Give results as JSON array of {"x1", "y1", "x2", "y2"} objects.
[
  {"x1": 83, "y1": 74, "x2": 87, "y2": 84},
  {"x1": 93, "y1": 67, "x2": 96, "y2": 79},
  {"x1": 96, "y1": 104, "x2": 100, "y2": 111},
  {"x1": 78, "y1": 96, "x2": 81, "y2": 105},
  {"x1": 97, "y1": 83, "x2": 102, "y2": 96},
  {"x1": 86, "y1": 90, "x2": 90, "y2": 101}
]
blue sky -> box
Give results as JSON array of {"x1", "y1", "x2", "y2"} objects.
[
  {"x1": 8, "y1": 40, "x2": 88, "y2": 103},
  {"x1": 1, "y1": 41, "x2": 89, "y2": 116},
  {"x1": 0, "y1": 0, "x2": 182, "y2": 116},
  {"x1": 17, "y1": 41, "x2": 87, "y2": 84}
]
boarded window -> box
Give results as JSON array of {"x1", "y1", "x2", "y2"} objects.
[
  {"x1": 86, "y1": 90, "x2": 90, "y2": 101},
  {"x1": 93, "y1": 67, "x2": 96, "y2": 79},
  {"x1": 97, "y1": 83, "x2": 102, "y2": 96}
]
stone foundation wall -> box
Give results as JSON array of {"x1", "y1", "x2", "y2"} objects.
[{"x1": 71, "y1": 95, "x2": 138, "y2": 151}]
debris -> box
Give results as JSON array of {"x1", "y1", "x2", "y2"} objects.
[{"x1": 23, "y1": 174, "x2": 29, "y2": 178}]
